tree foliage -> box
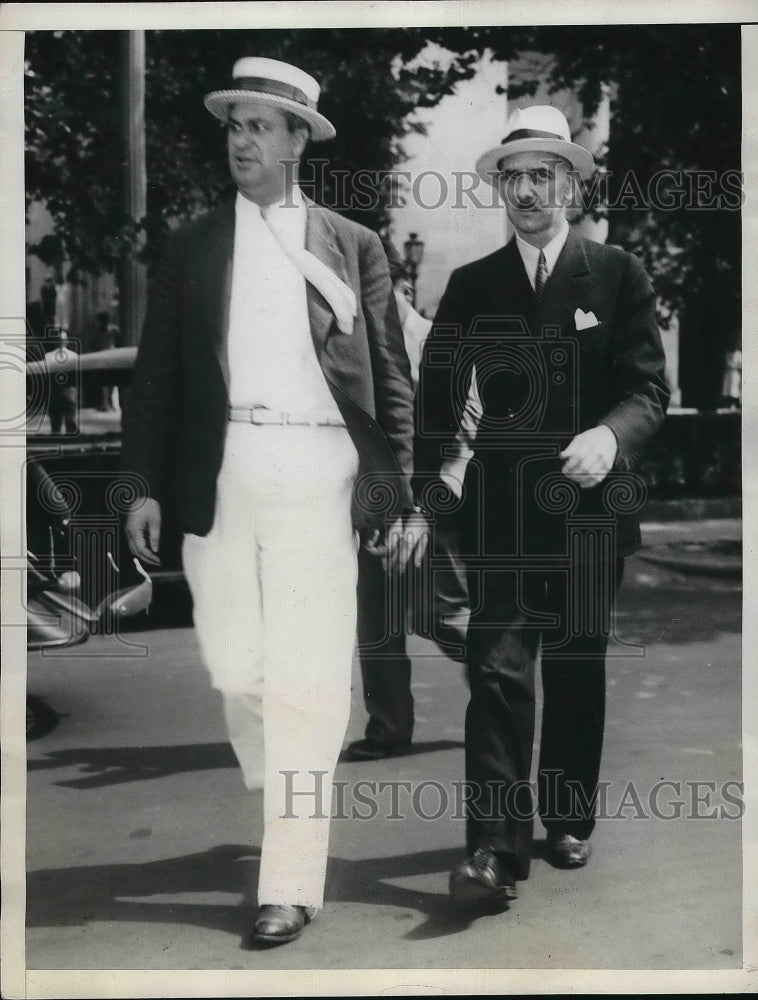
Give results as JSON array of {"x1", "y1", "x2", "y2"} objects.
[
  {"x1": 25, "y1": 28, "x2": 479, "y2": 277},
  {"x1": 426, "y1": 24, "x2": 741, "y2": 337},
  {"x1": 25, "y1": 24, "x2": 741, "y2": 345}
]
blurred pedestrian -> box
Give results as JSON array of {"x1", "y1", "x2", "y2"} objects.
[
  {"x1": 44, "y1": 329, "x2": 79, "y2": 435},
  {"x1": 720, "y1": 348, "x2": 741, "y2": 409},
  {"x1": 39, "y1": 275, "x2": 57, "y2": 327},
  {"x1": 26, "y1": 270, "x2": 47, "y2": 363},
  {"x1": 93, "y1": 311, "x2": 118, "y2": 411}
]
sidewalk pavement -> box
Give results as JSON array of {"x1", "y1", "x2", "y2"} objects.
[{"x1": 21, "y1": 502, "x2": 744, "y2": 984}]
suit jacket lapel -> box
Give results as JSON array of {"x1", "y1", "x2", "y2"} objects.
[
  {"x1": 500, "y1": 239, "x2": 538, "y2": 329},
  {"x1": 304, "y1": 202, "x2": 349, "y2": 354},
  {"x1": 200, "y1": 201, "x2": 235, "y2": 389},
  {"x1": 535, "y1": 228, "x2": 592, "y2": 334}
]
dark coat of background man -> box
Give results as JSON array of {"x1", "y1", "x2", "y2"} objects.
[
  {"x1": 414, "y1": 105, "x2": 669, "y2": 908},
  {"x1": 121, "y1": 57, "x2": 424, "y2": 947}
]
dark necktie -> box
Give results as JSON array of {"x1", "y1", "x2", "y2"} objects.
[{"x1": 535, "y1": 250, "x2": 548, "y2": 300}]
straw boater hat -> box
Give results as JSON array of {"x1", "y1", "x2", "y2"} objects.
[
  {"x1": 204, "y1": 57, "x2": 336, "y2": 142},
  {"x1": 475, "y1": 105, "x2": 595, "y2": 184}
]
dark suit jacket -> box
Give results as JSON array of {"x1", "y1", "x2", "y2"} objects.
[
  {"x1": 122, "y1": 198, "x2": 415, "y2": 536},
  {"x1": 414, "y1": 229, "x2": 670, "y2": 558}
]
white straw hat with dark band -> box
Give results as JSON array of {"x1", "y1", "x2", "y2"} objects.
[
  {"x1": 476, "y1": 105, "x2": 595, "y2": 184},
  {"x1": 204, "y1": 57, "x2": 336, "y2": 141}
]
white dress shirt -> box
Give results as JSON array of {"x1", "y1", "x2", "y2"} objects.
[
  {"x1": 515, "y1": 219, "x2": 570, "y2": 290},
  {"x1": 226, "y1": 187, "x2": 341, "y2": 419}
]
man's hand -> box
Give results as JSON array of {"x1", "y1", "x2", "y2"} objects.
[
  {"x1": 125, "y1": 497, "x2": 162, "y2": 566},
  {"x1": 559, "y1": 425, "x2": 618, "y2": 489},
  {"x1": 363, "y1": 512, "x2": 430, "y2": 574}
]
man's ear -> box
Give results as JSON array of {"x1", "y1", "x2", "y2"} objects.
[
  {"x1": 561, "y1": 169, "x2": 579, "y2": 209},
  {"x1": 293, "y1": 127, "x2": 310, "y2": 158}
]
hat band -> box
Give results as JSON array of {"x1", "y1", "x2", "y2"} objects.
[
  {"x1": 502, "y1": 128, "x2": 568, "y2": 144},
  {"x1": 231, "y1": 76, "x2": 317, "y2": 111}
]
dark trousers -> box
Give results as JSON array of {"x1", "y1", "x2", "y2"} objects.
[
  {"x1": 464, "y1": 557, "x2": 624, "y2": 879},
  {"x1": 356, "y1": 513, "x2": 470, "y2": 745},
  {"x1": 356, "y1": 545, "x2": 414, "y2": 745},
  {"x1": 48, "y1": 385, "x2": 78, "y2": 434}
]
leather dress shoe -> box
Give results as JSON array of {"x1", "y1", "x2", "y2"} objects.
[
  {"x1": 449, "y1": 847, "x2": 518, "y2": 904},
  {"x1": 344, "y1": 737, "x2": 412, "y2": 761},
  {"x1": 252, "y1": 904, "x2": 310, "y2": 945},
  {"x1": 546, "y1": 830, "x2": 592, "y2": 868}
]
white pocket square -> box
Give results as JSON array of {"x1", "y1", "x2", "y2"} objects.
[{"x1": 574, "y1": 308, "x2": 600, "y2": 330}]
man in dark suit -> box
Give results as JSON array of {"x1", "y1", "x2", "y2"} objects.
[
  {"x1": 414, "y1": 106, "x2": 669, "y2": 907},
  {"x1": 122, "y1": 57, "x2": 424, "y2": 945}
]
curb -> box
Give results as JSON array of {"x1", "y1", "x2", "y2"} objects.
[
  {"x1": 635, "y1": 549, "x2": 742, "y2": 580},
  {"x1": 642, "y1": 497, "x2": 741, "y2": 521}
]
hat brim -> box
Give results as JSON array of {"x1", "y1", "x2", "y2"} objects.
[
  {"x1": 476, "y1": 138, "x2": 595, "y2": 184},
  {"x1": 204, "y1": 89, "x2": 336, "y2": 142}
]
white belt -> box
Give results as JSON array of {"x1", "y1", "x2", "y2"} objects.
[{"x1": 228, "y1": 404, "x2": 346, "y2": 428}]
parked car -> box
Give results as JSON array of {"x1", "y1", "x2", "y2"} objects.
[
  {"x1": 26, "y1": 448, "x2": 154, "y2": 739},
  {"x1": 25, "y1": 345, "x2": 190, "y2": 622}
]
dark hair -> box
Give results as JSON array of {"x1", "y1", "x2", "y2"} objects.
[
  {"x1": 225, "y1": 103, "x2": 311, "y2": 140},
  {"x1": 389, "y1": 259, "x2": 409, "y2": 285},
  {"x1": 282, "y1": 110, "x2": 310, "y2": 139},
  {"x1": 381, "y1": 240, "x2": 407, "y2": 284}
]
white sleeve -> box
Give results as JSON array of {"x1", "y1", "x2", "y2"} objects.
[
  {"x1": 401, "y1": 307, "x2": 432, "y2": 386},
  {"x1": 439, "y1": 367, "x2": 483, "y2": 498}
]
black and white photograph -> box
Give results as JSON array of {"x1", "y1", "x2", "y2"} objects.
[{"x1": 1, "y1": 2, "x2": 755, "y2": 996}]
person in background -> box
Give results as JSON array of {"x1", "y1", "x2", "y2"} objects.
[
  {"x1": 346, "y1": 251, "x2": 478, "y2": 762},
  {"x1": 39, "y1": 275, "x2": 57, "y2": 329},
  {"x1": 26, "y1": 269, "x2": 47, "y2": 362},
  {"x1": 43, "y1": 329, "x2": 79, "y2": 435},
  {"x1": 93, "y1": 311, "x2": 118, "y2": 412}
]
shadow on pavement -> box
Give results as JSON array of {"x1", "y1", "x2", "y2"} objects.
[
  {"x1": 29, "y1": 739, "x2": 468, "y2": 789},
  {"x1": 326, "y1": 846, "x2": 510, "y2": 941},
  {"x1": 26, "y1": 696, "x2": 62, "y2": 741},
  {"x1": 27, "y1": 742, "x2": 239, "y2": 788},
  {"x1": 26, "y1": 843, "x2": 498, "y2": 945},
  {"x1": 338, "y1": 739, "x2": 465, "y2": 763},
  {"x1": 26, "y1": 844, "x2": 259, "y2": 938}
]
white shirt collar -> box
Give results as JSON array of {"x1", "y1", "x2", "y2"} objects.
[
  {"x1": 235, "y1": 185, "x2": 306, "y2": 231},
  {"x1": 515, "y1": 220, "x2": 570, "y2": 289}
]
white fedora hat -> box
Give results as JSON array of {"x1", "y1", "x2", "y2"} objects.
[
  {"x1": 475, "y1": 105, "x2": 595, "y2": 184},
  {"x1": 204, "y1": 57, "x2": 336, "y2": 142}
]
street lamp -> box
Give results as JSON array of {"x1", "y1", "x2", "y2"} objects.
[{"x1": 403, "y1": 232, "x2": 425, "y2": 308}]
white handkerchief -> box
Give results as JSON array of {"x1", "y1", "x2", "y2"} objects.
[
  {"x1": 574, "y1": 308, "x2": 600, "y2": 330},
  {"x1": 262, "y1": 208, "x2": 357, "y2": 334}
]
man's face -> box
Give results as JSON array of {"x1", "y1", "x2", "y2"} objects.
[
  {"x1": 497, "y1": 151, "x2": 573, "y2": 247},
  {"x1": 393, "y1": 276, "x2": 413, "y2": 303},
  {"x1": 226, "y1": 101, "x2": 307, "y2": 204}
]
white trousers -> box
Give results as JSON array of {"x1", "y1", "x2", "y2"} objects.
[{"x1": 182, "y1": 421, "x2": 359, "y2": 909}]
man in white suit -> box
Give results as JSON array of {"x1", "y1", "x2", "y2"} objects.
[{"x1": 123, "y1": 58, "x2": 424, "y2": 945}]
